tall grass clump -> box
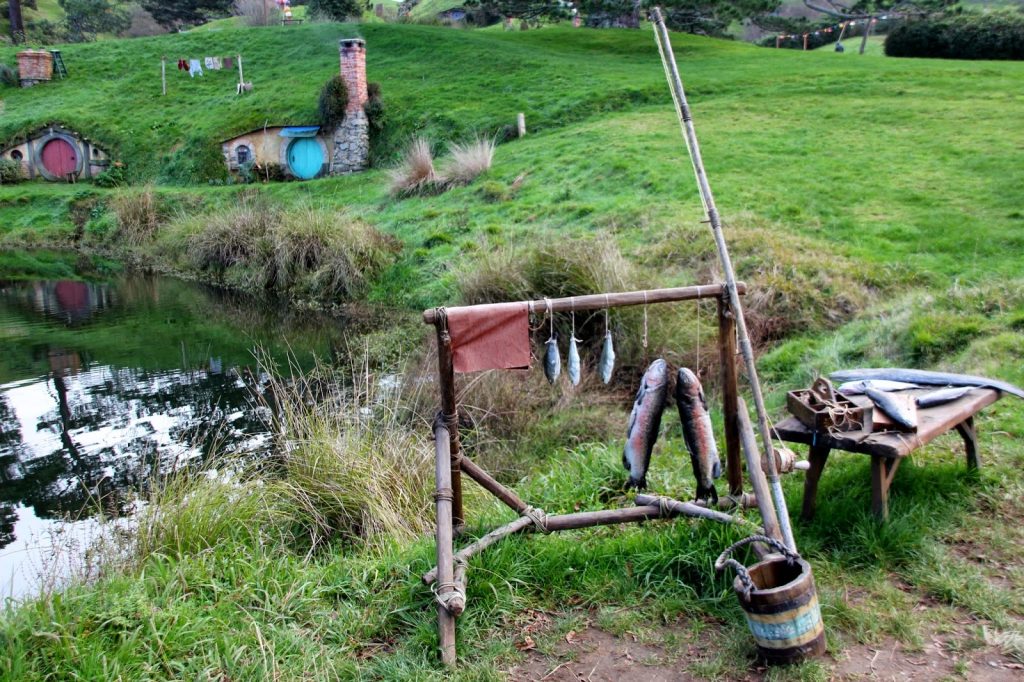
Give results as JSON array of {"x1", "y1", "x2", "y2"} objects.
[
  {"x1": 441, "y1": 136, "x2": 495, "y2": 187},
  {"x1": 388, "y1": 137, "x2": 438, "y2": 197},
  {"x1": 111, "y1": 185, "x2": 163, "y2": 245},
  {"x1": 266, "y1": 358, "x2": 435, "y2": 548}
]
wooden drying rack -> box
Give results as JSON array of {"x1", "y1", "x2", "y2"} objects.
[{"x1": 421, "y1": 282, "x2": 783, "y2": 665}]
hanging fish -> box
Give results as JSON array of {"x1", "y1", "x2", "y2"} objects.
[
  {"x1": 837, "y1": 379, "x2": 919, "y2": 395},
  {"x1": 916, "y1": 386, "x2": 974, "y2": 408},
  {"x1": 864, "y1": 386, "x2": 917, "y2": 431},
  {"x1": 567, "y1": 336, "x2": 581, "y2": 386},
  {"x1": 675, "y1": 367, "x2": 722, "y2": 504},
  {"x1": 622, "y1": 359, "x2": 669, "y2": 490},
  {"x1": 598, "y1": 330, "x2": 616, "y2": 384},
  {"x1": 543, "y1": 335, "x2": 560, "y2": 384}
]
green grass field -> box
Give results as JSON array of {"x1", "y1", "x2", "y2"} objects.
[{"x1": 1, "y1": 21, "x2": 1023, "y2": 680}]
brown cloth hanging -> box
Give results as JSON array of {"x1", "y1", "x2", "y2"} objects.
[{"x1": 446, "y1": 302, "x2": 530, "y2": 373}]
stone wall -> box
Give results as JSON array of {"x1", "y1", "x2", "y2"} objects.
[
  {"x1": 16, "y1": 50, "x2": 53, "y2": 87},
  {"x1": 331, "y1": 38, "x2": 369, "y2": 175}
]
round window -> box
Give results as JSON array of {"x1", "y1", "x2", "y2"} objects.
[
  {"x1": 11, "y1": 150, "x2": 23, "y2": 161},
  {"x1": 236, "y1": 145, "x2": 252, "y2": 165}
]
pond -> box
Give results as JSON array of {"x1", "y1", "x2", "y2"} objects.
[{"x1": 0, "y1": 275, "x2": 356, "y2": 599}]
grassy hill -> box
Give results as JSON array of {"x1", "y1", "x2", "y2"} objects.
[{"x1": 1, "y1": 23, "x2": 1024, "y2": 680}]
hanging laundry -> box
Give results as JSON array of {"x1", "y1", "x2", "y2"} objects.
[
  {"x1": 204, "y1": 57, "x2": 215, "y2": 70},
  {"x1": 223, "y1": 56, "x2": 234, "y2": 69},
  {"x1": 189, "y1": 59, "x2": 203, "y2": 77},
  {"x1": 210, "y1": 57, "x2": 223, "y2": 70},
  {"x1": 177, "y1": 59, "x2": 185, "y2": 71}
]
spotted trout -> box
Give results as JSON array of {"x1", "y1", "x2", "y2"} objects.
[
  {"x1": 675, "y1": 367, "x2": 722, "y2": 503},
  {"x1": 622, "y1": 359, "x2": 669, "y2": 490}
]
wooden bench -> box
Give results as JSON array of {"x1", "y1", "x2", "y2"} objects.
[{"x1": 774, "y1": 387, "x2": 999, "y2": 520}]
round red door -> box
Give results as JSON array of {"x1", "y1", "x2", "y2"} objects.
[{"x1": 41, "y1": 139, "x2": 78, "y2": 177}]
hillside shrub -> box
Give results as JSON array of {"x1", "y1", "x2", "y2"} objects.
[
  {"x1": 0, "y1": 158, "x2": 25, "y2": 183},
  {"x1": 885, "y1": 11, "x2": 1024, "y2": 60},
  {"x1": 442, "y1": 136, "x2": 495, "y2": 187},
  {"x1": 308, "y1": 0, "x2": 362, "y2": 21},
  {"x1": 388, "y1": 137, "x2": 439, "y2": 197},
  {"x1": 112, "y1": 185, "x2": 163, "y2": 245},
  {"x1": 317, "y1": 75, "x2": 349, "y2": 130},
  {"x1": 0, "y1": 63, "x2": 18, "y2": 88},
  {"x1": 93, "y1": 163, "x2": 127, "y2": 187}
]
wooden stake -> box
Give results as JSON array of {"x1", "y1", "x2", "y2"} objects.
[
  {"x1": 161, "y1": 56, "x2": 166, "y2": 96},
  {"x1": 423, "y1": 515, "x2": 534, "y2": 585},
  {"x1": 434, "y1": 316, "x2": 465, "y2": 527},
  {"x1": 775, "y1": 36, "x2": 781, "y2": 48},
  {"x1": 718, "y1": 297, "x2": 742, "y2": 497},
  {"x1": 651, "y1": 9, "x2": 796, "y2": 551},
  {"x1": 737, "y1": 397, "x2": 781, "y2": 543},
  {"x1": 237, "y1": 54, "x2": 244, "y2": 91},
  {"x1": 517, "y1": 112, "x2": 526, "y2": 137},
  {"x1": 803, "y1": 33, "x2": 809, "y2": 50},
  {"x1": 859, "y1": 17, "x2": 874, "y2": 55},
  {"x1": 432, "y1": 424, "x2": 458, "y2": 665}
]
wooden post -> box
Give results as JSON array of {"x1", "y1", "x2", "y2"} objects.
[
  {"x1": 736, "y1": 397, "x2": 781, "y2": 542},
  {"x1": 237, "y1": 54, "x2": 244, "y2": 91},
  {"x1": 459, "y1": 456, "x2": 526, "y2": 514},
  {"x1": 516, "y1": 112, "x2": 526, "y2": 138},
  {"x1": 859, "y1": 17, "x2": 873, "y2": 55},
  {"x1": 800, "y1": 443, "x2": 830, "y2": 521},
  {"x1": 803, "y1": 33, "x2": 809, "y2": 51},
  {"x1": 434, "y1": 315, "x2": 465, "y2": 528},
  {"x1": 718, "y1": 296, "x2": 742, "y2": 498},
  {"x1": 433, "y1": 424, "x2": 458, "y2": 666},
  {"x1": 870, "y1": 455, "x2": 899, "y2": 520},
  {"x1": 161, "y1": 56, "x2": 167, "y2": 96},
  {"x1": 954, "y1": 416, "x2": 980, "y2": 469},
  {"x1": 775, "y1": 36, "x2": 781, "y2": 48}
]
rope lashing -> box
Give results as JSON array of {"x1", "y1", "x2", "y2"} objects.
[
  {"x1": 432, "y1": 580, "x2": 466, "y2": 613},
  {"x1": 715, "y1": 534, "x2": 800, "y2": 599},
  {"x1": 434, "y1": 487, "x2": 454, "y2": 502},
  {"x1": 520, "y1": 505, "x2": 550, "y2": 533}
]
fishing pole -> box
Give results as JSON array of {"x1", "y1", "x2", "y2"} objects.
[{"x1": 650, "y1": 7, "x2": 797, "y2": 551}]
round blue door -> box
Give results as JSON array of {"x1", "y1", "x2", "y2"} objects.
[{"x1": 287, "y1": 138, "x2": 323, "y2": 179}]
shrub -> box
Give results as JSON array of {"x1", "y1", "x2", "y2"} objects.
[
  {"x1": 885, "y1": 11, "x2": 1024, "y2": 60},
  {"x1": 0, "y1": 158, "x2": 25, "y2": 184},
  {"x1": 93, "y1": 163, "x2": 127, "y2": 187},
  {"x1": 317, "y1": 75, "x2": 349, "y2": 130},
  {"x1": 308, "y1": 0, "x2": 362, "y2": 21},
  {"x1": 111, "y1": 185, "x2": 163, "y2": 245},
  {"x1": 388, "y1": 137, "x2": 440, "y2": 197},
  {"x1": 233, "y1": 0, "x2": 280, "y2": 26},
  {"x1": 0, "y1": 63, "x2": 18, "y2": 88},
  {"x1": 442, "y1": 136, "x2": 495, "y2": 187}
]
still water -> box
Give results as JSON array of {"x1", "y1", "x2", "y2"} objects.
[{"x1": 0, "y1": 275, "x2": 352, "y2": 599}]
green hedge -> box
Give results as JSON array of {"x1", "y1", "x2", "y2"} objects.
[{"x1": 885, "y1": 11, "x2": 1024, "y2": 60}]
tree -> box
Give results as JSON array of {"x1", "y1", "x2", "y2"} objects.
[
  {"x1": 461, "y1": 0, "x2": 569, "y2": 23},
  {"x1": 140, "y1": 0, "x2": 233, "y2": 28},
  {"x1": 59, "y1": 0, "x2": 130, "y2": 42},
  {"x1": 7, "y1": 0, "x2": 25, "y2": 42},
  {"x1": 308, "y1": 0, "x2": 364, "y2": 21}
]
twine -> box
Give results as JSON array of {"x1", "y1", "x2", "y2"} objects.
[
  {"x1": 642, "y1": 291, "x2": 649, "y2": 351},
  {"x1": 434, "y1": 487, "x2": 454, "y2": 502},
  {"x1": 521, "y1": 505, "x2": 550, "y2": 533},
  {"x1": 432, "y1": 580, "x2": 466, "y2": 613},
  {"x1": 715, "y1": 534, "x2": 800, "y2": 599}
]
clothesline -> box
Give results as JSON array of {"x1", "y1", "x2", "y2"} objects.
[{"x1": 175, "y1": 55, "x2": 238, "y2": 77}]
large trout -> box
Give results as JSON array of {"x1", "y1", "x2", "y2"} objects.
[
  {"x1": 622, "y1": 359, "x2": 669, "y2": 490},
  {"x1": 675, "y1": 367, "x2": 722, "y2": 503}
]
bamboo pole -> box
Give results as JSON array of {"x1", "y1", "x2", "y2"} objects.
[
  {"x1": 432, "y1": 424, "x2": 459, "y2": 665},
  {"x1": 459, "y1": 455, "x2": 527, "y2": 514},
  {"x1": 859, "y1": 17, "x2": 874, "y2": 55},
  {"x1": 517, "y1": 112, "x2": 526, "y2": 137},
  {"x1": 422, "y1": 283, "x2": 745, "y2": 325},
  {"x1": 161, "y1": 56, "x2": 166, "y2": 96},
  {"x1": 634, "y1": 494, "x2": 744, "y2": 524},
  {"x1": 651, "y1": 8, "x2": 795, "y2": 551},
  {"x1": 737, "y1": 397, "x2": 785, "y2": 546}
]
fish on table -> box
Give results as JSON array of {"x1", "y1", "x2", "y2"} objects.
[
  {"x1": 831, "y1": 368, "x2": 1024, "y2": 400},
  {"x1": 623, "y1": 358, "x2": 669, "y2": 490},
  {"x1": 863, "y1": 386, "x2": 917, "y2": 431},
  {"x1": 837, "y1": 379, "x2": 919, "y2": 395},
  {"x1": 916, "y1": 386, "x2": 974, "y2": 408},
  {"x1": 675, "y1": 367, "x2": 722, "y2": 503}
]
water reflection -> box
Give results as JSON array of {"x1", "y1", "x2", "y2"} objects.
[{"x1": 0, "y1": 275, "x2": 349, "y2": 598}]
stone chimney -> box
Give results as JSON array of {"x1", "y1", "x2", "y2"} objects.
[{"x1": 331, "y1": 38, "x2": 369, "y2": 175}]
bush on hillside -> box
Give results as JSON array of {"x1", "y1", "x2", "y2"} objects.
[
  {"x1": 442, "y1": 136, "x2": 495, "y2": 187},
  {"x1": 308, "y1": 0, "x2": 362, "y2": 21},
  {"x1": 885, "y1": 11, "x2": 1024, "y2": 60},
  {"x1": 0, "y1": 159, "x2": 26, "y2": 184},
  {"x1": 317, "y1": 75, "x2": 349, "y2": 130},
  {"x1": 388, "y1": 138, "x2": 439, "y2": 197},
  {"x1": 0, "y1": 63, "x2": 18, "y2": 88}
]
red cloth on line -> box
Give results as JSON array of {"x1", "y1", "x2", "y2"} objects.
[{"x1": 445, "y1": 302, "x2": 530, "y2": 373}]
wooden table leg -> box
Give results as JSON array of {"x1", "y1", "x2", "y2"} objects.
[
  {"x1": 954, "y1": 416, "x2": 980, "y2": 470},
  {"x1": 870, "y1": 456, "x2": 901, "y2": 520},
  {"x1": 801, "y1": 443, "x2": 830, "y2": 521}
]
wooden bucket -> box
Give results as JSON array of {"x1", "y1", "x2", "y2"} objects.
[{"x1": 716, "y1": 536, "x2": 826, "y2": 664}]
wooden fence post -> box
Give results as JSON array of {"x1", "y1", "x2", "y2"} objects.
[{"x1": 718, "y1": 296, "x2": 742, "y2": 498}]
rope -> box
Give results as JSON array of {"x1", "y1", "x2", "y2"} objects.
[
  {"x1": 432, "y1": 580, "x2": 466, "y2": 613},
  {"x1": 546, "y1": 297, "x2": 553, "y2": 338},
  {"x1": 433, "y1": 487, "x2": 454, "y2": 502},
  {"x1": 604, "y1": 295, "x2": 610, "y2": 335},
  {"x1": 714, "y1": 534, "x2": 800, "y2": 598},
  {"x1": 521, "y1": 505, "x2": 550, "y2": 533},
  {"x1": 642, "y1": 290, "x2": 649, "y2": 352}
]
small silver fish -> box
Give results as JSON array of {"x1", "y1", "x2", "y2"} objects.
[
  {"x1": 837, "y1": 379, "x2": 919, "y2": 395},
  {"x1": 864, "y1": 386, "x2": 917, "y2": 431},
  {"x1": 599, "y1": 331, "x2": 615, "y2": 384},
  {"x1": 544, "y1": 337, "x2": 560, "y2": 384},
  {"x1": 916, "y1": 386, "x2": 973, "y2": 408},
  {"x1": 623, "y1": 359, "x2": 669, "y2": 490},
  {"x1": 568, "y1": 336, "x2": 581, "y2": 386},
  {"x1": 676, "y1": 368, "x2": 722, "y2": 503}
]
